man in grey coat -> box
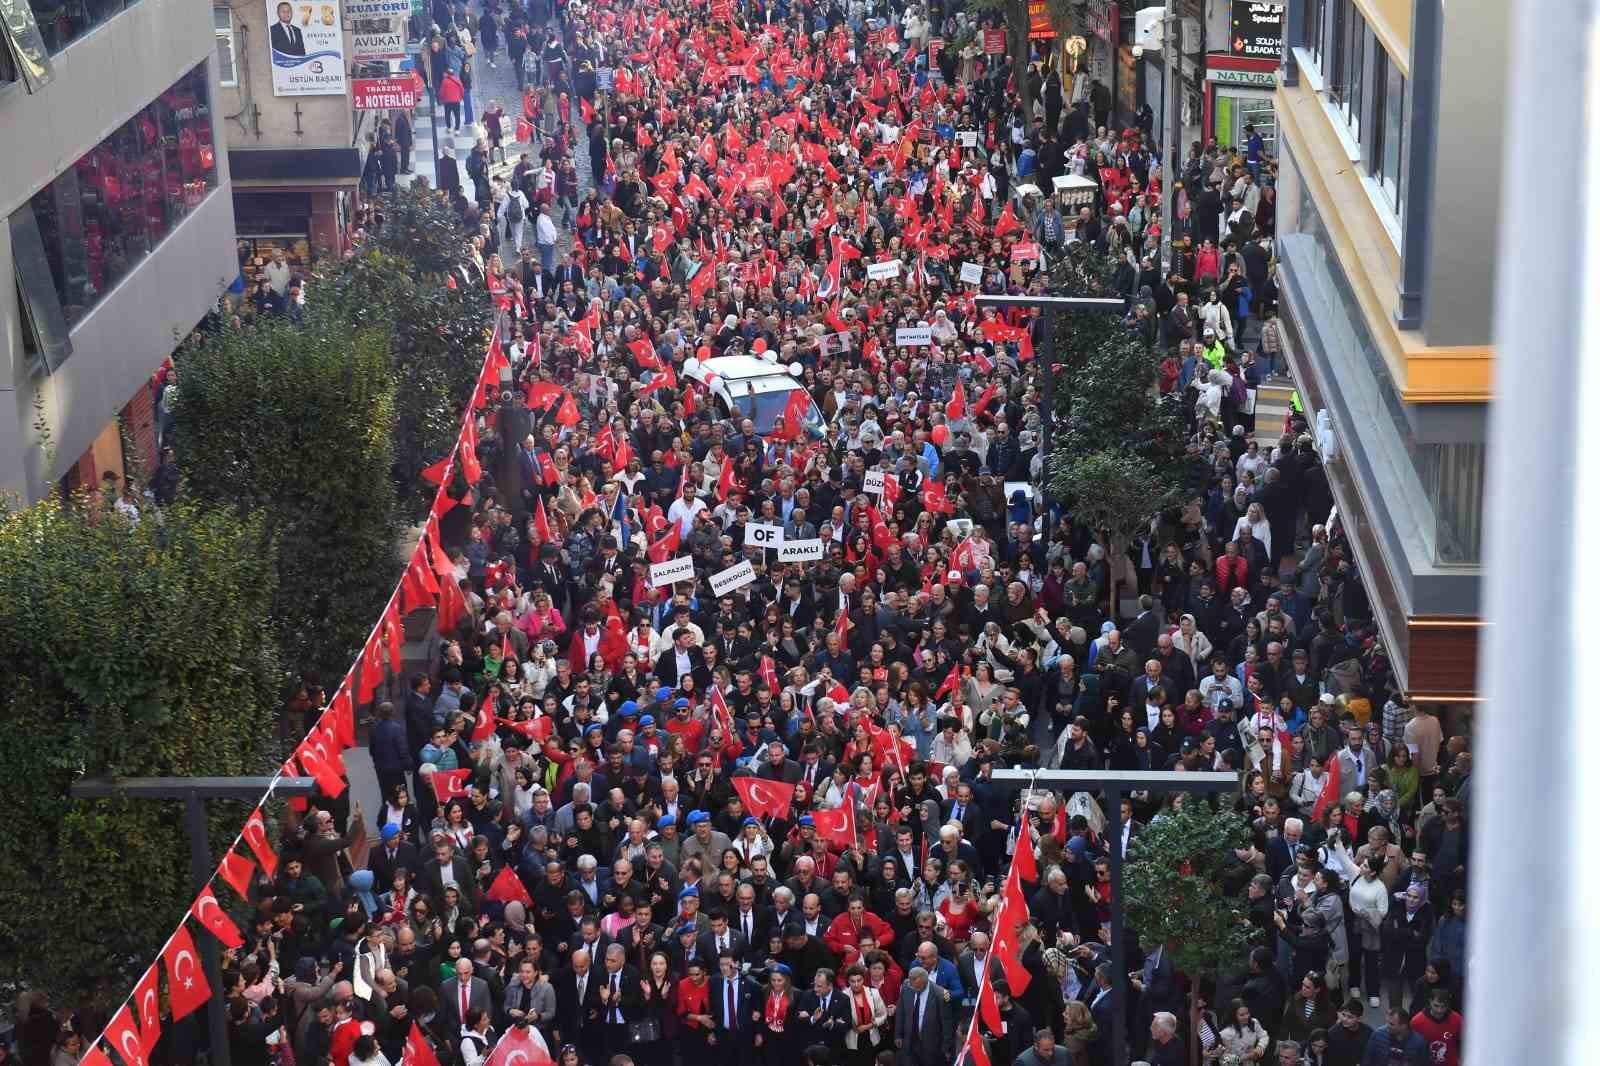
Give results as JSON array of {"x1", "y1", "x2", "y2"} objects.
[{"x1": 894, "y1": 967, "x2": 954, "y2": 1066}]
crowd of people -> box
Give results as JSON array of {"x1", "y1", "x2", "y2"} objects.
[{"x1": 5, "y1": 0, "x2": 1475, "y2": 1064}]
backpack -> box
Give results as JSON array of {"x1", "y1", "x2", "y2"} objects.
[{"x1": 507, "y1": 194, "x2": 524, "y2": 223}]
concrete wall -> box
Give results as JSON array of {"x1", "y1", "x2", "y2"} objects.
[
  {"x1": 216, "y1": 0, "x2": 354, "y2": 149},
  {"x1": 1420, "y1": 0, "x2": 1507, "y2": 348}
]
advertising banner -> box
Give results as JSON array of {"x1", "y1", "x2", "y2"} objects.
[{"x1": 267, "y1": 0, "x2": 348, "y2": 97}]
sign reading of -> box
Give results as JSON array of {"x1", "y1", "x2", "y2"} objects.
[
  {"x1": 650, "y1": 556, "x2": 696, "y2": 588},
  {"x1": 746, "y1": 523, "x2": 785, "y2": 548},
  {"x1": 710, "y1": 560, "x2": 757, "y2": 596},
  {"x1": 777, "y1": 538, "x2": 825, "y2": 562}
]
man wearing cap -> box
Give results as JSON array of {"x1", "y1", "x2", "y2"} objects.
[
  {"x1": 368, "y1": 822, "x2": 420, "y2": 889},
  {"x1": 680, "y1": 809, "x2": 733, "y2": 870}
]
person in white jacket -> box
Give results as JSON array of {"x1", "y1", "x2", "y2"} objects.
[
  {"x1": 1199, "y1": 289, "x2": 1235, "y2": 347},
  {"x1": 1347, "y1": 857, "x2": 1390, "y2": 1006}
]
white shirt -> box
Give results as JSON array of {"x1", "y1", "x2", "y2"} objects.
[{"x1": 535, "y1": 213, "x2": 558, "y2": 246}]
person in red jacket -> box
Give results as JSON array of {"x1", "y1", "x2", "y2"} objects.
[
  {"x1": 823, "y1": 895, "x2": 894, "y2": 958},
  {"x1": 1409, "y1": 989, "x2": 1462, "y2": 1066},
  {"x1": 327, "y1": 997, "x2": 362, "y2": 1066},
  {"x1": 1213, "y1": 539, "x2": 1251, "y2": 596}
]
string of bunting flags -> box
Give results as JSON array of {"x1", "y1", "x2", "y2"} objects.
[{"x1": 72, "y1": 315, "x2": 525, "y2": 1066}]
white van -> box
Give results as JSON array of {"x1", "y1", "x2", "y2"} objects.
[{"x1": 680, "y1": 354, "x2": 824, "y2": 438}]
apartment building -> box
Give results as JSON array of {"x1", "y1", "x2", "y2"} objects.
[
  {"x1": 1, "y1": 0, "x2": 237, "y2": 499},
  {"x1": 1274, "y1": 0, "x2": 1503, "y2": 699}
]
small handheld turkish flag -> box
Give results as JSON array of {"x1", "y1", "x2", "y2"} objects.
[
  {"x1": 810, "y1": 804, "x2": 857, "y2": 851},
  {"x1": 481, "y1": 1020, "x2": 554, "y2": 1066},
  {"x1": 432, "y1": 768, "x2": 471, "y2": 802},
  {"x1": 486, "y1": 865, "x2": 534, "y2": 906},
  {"x1": 403, "y1": 1024, "x2": 442, "y2": 1066},
  {"x1": 732, "y1": 776, "x2": 797, "y2": 820}
]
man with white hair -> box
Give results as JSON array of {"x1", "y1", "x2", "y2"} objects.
[
  {"x1": 1147, "y1": 1011, "x2": 1182, "y2": 1065},
  {"x1": 557, "y1": 947, "x2": 601, "y2": 1063},
  {"x1": 894, "y1": 965, "x2": 955, "y2": 1066}
]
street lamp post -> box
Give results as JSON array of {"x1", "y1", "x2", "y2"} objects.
[
  {"x1": 988, "y1": 768, "x2": 1240, "y2": 1066},
  {"x1": 71, "y1": 775, "x2": 318, "y2": 1066}
]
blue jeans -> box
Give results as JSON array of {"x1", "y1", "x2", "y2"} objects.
[{"x1": 538, "y1": 241, "x2": 556, "y2": 273}]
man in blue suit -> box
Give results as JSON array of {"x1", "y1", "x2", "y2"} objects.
[{"x1": 709, "y1": 951, "x2": 758, "y2": 1066}]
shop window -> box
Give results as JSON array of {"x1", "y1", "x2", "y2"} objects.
[
  {"x1": 0, "y1": 0, "x2": 56, "y2": 90},
  {"x1": 15, "y1": 62, "x2": 217, "y2": 338},
  {"x1": 24, "y1": 0, "x2": 139, "y2": 55}
]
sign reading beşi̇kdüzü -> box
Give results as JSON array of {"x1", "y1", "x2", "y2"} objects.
[{"x1": 266, "y1": 0, "x2": 348, "y2": 96}]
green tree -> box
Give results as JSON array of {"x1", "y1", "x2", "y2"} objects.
[
  {"x1": 1124, "y1": 801, "x2": 1257, "y2": 1063},
  {"x1": 972, "y1": 0, "x2": 1077, "y2": 117},
  {"x1": 1044, "y1": 250, "x2": 1190, "y2": 618},
  {"x1": 323, "y1": 187, "x2": 493, "y2": 509},
  {"x1": 0, "y1": 497, "x2": 280, "y2": 1002},
  {"x1": 171, "y1": 310, "x2": 399, "y2": 684}
]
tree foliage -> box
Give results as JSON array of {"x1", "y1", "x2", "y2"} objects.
[
  {"x1": 171, "y1": 309, "x2": 399, "y2": 684},
  {"x1": 1124, "y1": 801, "x2": 1258, "y2": 981},
  {"x1": 0, "y1": 498, "x2": 280, "y2": 1001},
  {"x1": 323, "y1": 187, "x2": 493, "y2": 511}
]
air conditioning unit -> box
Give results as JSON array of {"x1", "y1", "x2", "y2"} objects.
[{"x1": 1134, "y1": 6, "x2": 1165, "y2": 51}]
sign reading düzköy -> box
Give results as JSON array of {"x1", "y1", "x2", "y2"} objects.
[
  {"x1": 266, "y1": 0, "x2": 348, "y2": 97},
  {"x1": 1230, "y1": 0, "x2": 1284, "y2": 59},
  {"x1": 352, "y1": 77, "x2": 418, "y2": 109}
]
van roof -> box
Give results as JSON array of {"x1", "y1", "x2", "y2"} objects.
[{"x1": 696, "y1": 355, "x2": 792, "y2": 380}]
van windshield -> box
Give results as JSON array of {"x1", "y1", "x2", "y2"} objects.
[{"x1": 729, "y1": 386, "x2": 822, "y2": 435}]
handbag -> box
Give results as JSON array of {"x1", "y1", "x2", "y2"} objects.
[{"x1": 627, "y1": 1017, "x2": 662, "y2": 1043}]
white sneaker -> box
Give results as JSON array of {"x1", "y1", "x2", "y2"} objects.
[
  {"x1": 1350, "y1": 988, "x2": 1361, "y2": 1002},
  {"x1": 1369, "y1": 996, "x2": 1380, "y2": 1008}
]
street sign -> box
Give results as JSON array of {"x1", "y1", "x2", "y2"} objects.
[{"x1": 351, "y1": 77, "x2": 418, "y2": 109}]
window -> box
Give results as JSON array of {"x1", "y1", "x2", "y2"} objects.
[
  {"x1": 0, "y1": 0, "x2": 56, "y2": 90},
  {"x1": 1370, "y1": 50, "x2": 1406, "y2": 218},
  {"x1": 1328, "y1": 6, "x2": 1366, "y2": 141},
  {"x1": 214, "y1": 6, "x2": 236, "y2": 85},
  {"x1": 13, "y1": 63, "x2": 217, "y2": 337},
  {"x1": 1307, "y1": 0, "x2": 1327, "y2": 72},
  {"x1": 24, "y1": 0, "x2": 141, "y2": 55}
]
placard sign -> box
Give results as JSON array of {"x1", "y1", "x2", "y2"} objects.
[
  {"x1": 267, "y1": 0, "x2": 348, "y2": 97},
  {"x1": 596, "y1": 67, "x2": 615, "y2": 92},
  {"x1": 819, "y1": 331, "x2": 855, "y2": 358},
  {"x1": 650, "y1": 556, "x2": 696, "y2": 588},
  {"x1": 746, "y1": 523, "x2": 785, "y2": 548},
  {"x1": 866, "y1": 259, "x2": 902, "y2": 281},
  {"x1": 863, "y1": 469, "x2": 885, "y2": 494},
  {"x1": 710, "y1": 559, "x2": 757, "y2": 596},
  {"x1": 777, "y1": 538, "x2": 825, "y2": 562},
  {"x1": 983, "y1": 28, "x2": 1006, "y2": 54},
  {"x1": 1010, "y1": 241, "x2": 1041, "y2": 263},
  {"x1": 895, "y1": 326, "x2": 933, "y2": 347},
  {"x1": 959, "y1": 261, "x2": 983, "y2": 285},
  {"x1": 956, "y1": 129, "x2": 979, "y2": 147}
]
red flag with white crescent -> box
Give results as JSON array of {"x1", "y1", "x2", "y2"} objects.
[
  {"x1": 481, "y1": 1018, "x2": 554, "y2": 1066},
  {"x1": 486, "y1": 865, "x2": 534, "y2": 906},
  {"x1": 217, "y1": 849, "x2": 256, "y2": 899},
  {"x1": 133, "y1": 964, "x2": 162, "y2": 1050},
  {"x1": 810, "y1": 803, "x2": 857, "y2": 851},
  {"x1": 191, "y1": 886, "x2": 244, "y2": 948},
  {"x1": 105, "y1": 1005, "x2": 149, "y2": 1066},
  {"x1": 242, "y1": 807, "x2": 277, "y2": 877},
  {"x1": 403, "y1": 1024, "x2": 443, "y2": 1066},
  {"x1": 432, "y1": 768, "x2": 471, "y2": 802},
  {"x1": 162, "y1": 923, "x2": 212, "y2": 1020},
  {"x1": 732, "y1": 776, "x2": 797, "y2": 820}
]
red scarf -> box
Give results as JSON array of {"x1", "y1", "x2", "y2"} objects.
[
  {"x1": 853, "y1": 987, "x2": 872, "y2": 1025},
  {"x1": 765, "y1": 990, "x2": 789, "y2": 1031}
]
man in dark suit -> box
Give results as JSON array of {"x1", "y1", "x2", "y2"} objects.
[
  {"x1": 697, "y1": 912, "x2": 748, "y2": 965},
  {"x1": 595, "y1": 943, "x2": 643, "y2": 1059},
  {"x1": 795, "y1": 745, "x2": 834, "y2": 791},
  {"x1": 755, "y1": 739, "x2": 803, "y2": 784},
  {"x1": 894, "y1": 968, "x2": 954, "y2": 1066},
  {"x1": 654, "y1": 627, "x2": 708, "y2": 687},
  {"x1": 420, "y1": 839, "x2": 480, "y2": 912},
  {"x1": 709, "y1": 952, "x2": 759, "y2": 1066},
  {"x1": 555, "y1": 947, "x2": 604, "y2": 1062},
  {"x1": 940, "y1": 782, "x2": 983, "y2": 842},
  {"x1": 1126, "y1": 660, "x2": 1181, "y2": 715},
  {"x1": 1087, "y1": 963, "x2": 1117, "y2": 1064},
  {"x1": 270, "y1": 2, "x2": 306, "y2": 55},
  {"x1": 368, "y1": 824, "x2": 420, "y2": 889},
  {"x1": 440, "y1": 958, "x2": 492, "y2": 1035},
  {"x1": 796, "y1": 967, "x2": 851, "y2": 1054},
  {"x1": 1123, "y1": 595, "x2": 1162, "y2": 660}
]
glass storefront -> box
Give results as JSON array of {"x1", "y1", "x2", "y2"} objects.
[{"x1": 22, "y1": 62, "x2": 217, "y2": 329}]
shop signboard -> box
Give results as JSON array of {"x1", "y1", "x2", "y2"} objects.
[
  {"x1": 1230, "y1": 0, "x2": 1284, "y2": 60},
  {"x1": 352, "y1": 76, "x2": 418, "y2": 109}
]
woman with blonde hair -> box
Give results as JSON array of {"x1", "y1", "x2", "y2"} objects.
[{"x1": 1061, "y1": 999, "x2": 1099, "y2": 1060}]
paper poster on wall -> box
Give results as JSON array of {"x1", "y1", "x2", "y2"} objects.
[{"x1": 268, "y1": 0, "x2": 348, "y2": 97}]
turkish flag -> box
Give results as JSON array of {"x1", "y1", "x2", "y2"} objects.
[
  {"x1": 217, "y1": 849, "x2": 256, "y2": 899},
  {"x1": 460, "y1": 415, "x2": 482, "y2": 484},
  {"x1": 834, "y1": 606, "x2": 850, "y2": 643},
  {"x1": 717, "y1": 459, "x2": 738, "y2": 501},
  {"x1": 945, "y1": 380, "x2": 967, "y2": 421},
  {"x1": 921, "y1": 480, "x2": 954, "y2": 514},
  {"x1": 106, "y1": 1005, "x2": 149, "y2": 1066},
  {"x1": 401, "y1": 545, "x2": 440, "y2": 613},
  {"x1": 647, "y1": 525, "x2": 681, "y2": 564},
  {"x1": 482, "y1": 1022, "x2": 554, "y2": 1066},
  {"x1": 710, "y1": 685, "x2": 736, "y2": 738},
  {"x1": 732, "y1": 776, "x2": 797, "y2": 820},
  {"x1": 966, "y1": 1027, "x2": 993, "y2": 1066},
  {"x1": 432, "y1": 768, "x2": 471, "y2": 801},
  {"x1": 1013, "y1": 828, "x2": 1039, "y2": 884},
  {"x1": 241, "y1": 807, "x2": 277, "y2": 877},
  {"x1": 629, "y1": 338, "x2": 664, "y2": 370},
  {"x1": 934, "y1": 663, "x2": 962, "y2": 700},
  {"x1": 358, "y1": 627, "x2": 387, "y2": 703},
  {"x1": 133, "y1": 964, "x2": 161, "y2": 1050},
  {"x1": 296, "y1": 742, "x2": 347, "y2": 798},
  {"x1": 951, "y1": 536, "x2": 978, "y2": 574},
  {"x1": 758, "y1": 655, "x2": 781, "y2": 694},
  {"x1": 881, "y1": 473, "x2": 901, "y2": 505},
  {"x1": 525, "y1": 382, "x2": 562, "y2": 411},
  {"x1": 994, "y1": 200, "x2": 1022, "y2": 238},
  {"x1": 470, "y1": 697, "x2": 497, "y2": 743},
  {"x1": 1311, "y1": 753, "x2": 1342, "y2": 823},
  {"x1": 403, "y1": 1024, "x2": 443, "y2": 1066},
  {"x1": 191, "y1": 886, "x2": 243, "y2": 949},
  {"x1": 420, "y1": 456, "x2": 451, "y2": 485},
  {"x1": 810, "y1": 804, "x2": 857, "y2": 851},
  {"x1": 613, "y1": 435, "x2": 634, "y2": 470},
  {"x1": 486, "y1": 865, "x2": 534, "y2": 906},
  {"x1": 327, "y1": 681, "x2": 356, "y2": 749},
  {"x1": 555, "y1": 393, "x2": 581, "y2": 427},
  {"x1": 437, "y1": 571, "x2": 467, "y2": 635},
  {"x1": 162, "y1": 923, "x2": 212, "y2": 1021},
  {"x1": 534, "y1": 496, "x2": 553, "y2": 544},
  {"x1": 972, "y1": 382, "x2": 999, "y2": 417},
  {"x1": 778, "y1": 388, "x2": 810, "y2": 441}
]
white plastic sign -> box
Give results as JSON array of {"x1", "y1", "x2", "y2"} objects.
[
  {"x1": 650, "y1": 556, "x2": 696, "y2": 588},
  {"x1": 710, "y1": 559, "x2": 757, "y2": 596}
]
